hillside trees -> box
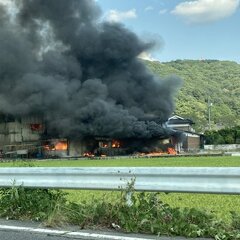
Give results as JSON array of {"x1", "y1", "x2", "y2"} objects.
[
  {"x1": 204, "y1": 126, "x2": 240, "y2": 144},
  {"x1": 146, "y1": 60, "x2": 240, "y2": 132}
]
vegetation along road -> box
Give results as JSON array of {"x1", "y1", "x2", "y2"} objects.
[{"x1": 0, "y1": 156, "x2": 240, "y2": 239}]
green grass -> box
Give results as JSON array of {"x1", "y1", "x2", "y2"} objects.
[
  {"x1": 64, "y1": 190, "x2": 240, "y2": 223},
  {"x1": 0, "y1": 155, "x2": 240, "y2": 167},
  {"x1": 1, "y1": 156, "x2": 240, "y2": 222}
]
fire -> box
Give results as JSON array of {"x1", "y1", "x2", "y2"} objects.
[
  {"x1": 43, "y1": 140, "x2": 68, "y2": 151},
  {"x1": 111, "y1": 140, "x2": 121, "y2": 148},
  {"x1": 99, "y1": 141, "x2": 109, "y2": 148},
  {"x1": 83, "y1": 152, "x2": 95, "y2": 157},
  {"x1": 167, "y1": 147, "x2": 177, "y2": 155},
  {"x1": 43, "y1": 145, "x2": 53, "y2": 151},
  {"x1": 145, "y1": 151, "x2": 163, "y2": 157},
  {"x1": 30, "y1": 123, "x2": 43, "y2": 131},
  {"x1": 55, "y1": 141, "x2": 68, "y2": 150},
  {"x1": 139, "y1": 147, "x2": 177, "y2": 157}
]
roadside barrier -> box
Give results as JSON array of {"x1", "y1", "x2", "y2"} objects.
[{"x1": 0, "y1": 167, "x2": 240, "y2": 194}]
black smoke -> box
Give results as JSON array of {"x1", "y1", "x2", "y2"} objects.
[{"x1": 0, "y1": 0, "x2": 181, "y2": 139}]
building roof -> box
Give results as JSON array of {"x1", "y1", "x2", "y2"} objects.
[{"x1": 167, "y1": 115, "x2": 194, "y2": 125}]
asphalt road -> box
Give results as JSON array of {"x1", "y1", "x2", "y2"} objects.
[
  {"x1": 0, "y1": 228, "x2": 175, "y2": 240},
  {"x1": 0, "y1": 219, "x2": 213, "y2": 240},
  {"x1": 0, "y1": 230, "x2": 65, "y2": 240}
]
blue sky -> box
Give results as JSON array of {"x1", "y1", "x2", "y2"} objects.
[{"x1": 97, "y1": 0, "x2": 240, "y2": 63}]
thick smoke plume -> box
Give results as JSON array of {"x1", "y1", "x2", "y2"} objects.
[{"x1": 0, "y1": 0, "x2": 181, "y2": 139}]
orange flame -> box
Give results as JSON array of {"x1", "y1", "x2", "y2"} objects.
[
  {"x1": 43, "y1": 145, "x2": 53, "y2": 151},
  {"x1": 167, "y1": 147, "x2": 177, "y2": 155},
  {"x1": 139, "y1": 147, "x2": 177, "y2": 157},
  {"x1": 83, "y1": 152, "x2": 95, "y2": 157},
  {"x1": 55, "y1": 141, "x2": 68, "y2": 150},
  {"x1": 112, "y1": 140, "x2": 121, "y2": 148}
]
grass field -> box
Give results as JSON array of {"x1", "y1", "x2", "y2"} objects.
[
  {"x1": 1, "y1": 155, "x2": 240, "y2": 167},
  {"x1": 1, "y1": 155, "x2": 240, "y2": 222}
]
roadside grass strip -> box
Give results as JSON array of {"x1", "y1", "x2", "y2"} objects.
[{"x1": 0, "y1": 156, "x2": 240, "y2": 239}]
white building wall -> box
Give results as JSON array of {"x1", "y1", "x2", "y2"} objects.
[
  {"x1": 204, "y1": 144, "x2": 240, "y2": 151},
  {"x1": 0, "y1": 117, "x2": 43, "y2": 146}
]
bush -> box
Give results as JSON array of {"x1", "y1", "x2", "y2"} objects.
[
  {"x1": 65, "y1": 191, "x2": 240, "y2": 239},
  {"x1": 0, "y1": 185, "x2": 67, "y2": 221},
  {"x1": 1, "y1": 186, "x2": 240, "y2": 239},
  {"x1": 205, "y1": 126, "x2": 240, "y2": 145}
]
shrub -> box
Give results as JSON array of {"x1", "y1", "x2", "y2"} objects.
[
  {"x1": 0, "y1": 185, "x2": 67, "y2": 221},
  {"x1": 205, "y1": 126, "x2": 240, "y2": 145},
  {"x1": 1, "y1": 186, "x2": 240, "y2": 239}
]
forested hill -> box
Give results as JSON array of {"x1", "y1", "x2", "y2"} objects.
[{"x1": 146, "y1": 60, "x2": 240, "y2": 132}]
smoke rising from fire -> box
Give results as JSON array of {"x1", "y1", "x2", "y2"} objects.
[{"x1": 0, "y1": 0, "x2": 181, "y2": 139}]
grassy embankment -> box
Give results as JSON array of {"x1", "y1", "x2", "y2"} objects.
[{"x1": 1, "y1": 156, "x2": 240, "y2": 222}]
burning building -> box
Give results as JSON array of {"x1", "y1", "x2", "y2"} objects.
[
  {"x1": 0, "y1": 0, "x2": 182, "y2": 158},
  {"x1": 0, "y1": 115, "x2": 181, "y2": 158}
]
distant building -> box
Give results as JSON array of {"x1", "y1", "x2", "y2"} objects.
[{"x1": 167, "y1": 115, "x2": 204, "y2": 152}]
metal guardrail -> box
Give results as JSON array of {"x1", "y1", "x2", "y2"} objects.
[{"x1": 0, "y1": 167, "x2": 240, "y2": 194}]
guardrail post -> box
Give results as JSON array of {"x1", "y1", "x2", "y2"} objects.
[{"x1": 126, "y1": 192, "x2": 133, "y2": 206}]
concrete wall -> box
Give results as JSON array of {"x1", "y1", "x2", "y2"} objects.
[
  {"x1": 180, "y1": 132, "x2": 201, "y2": 152},
  {"x1": 204, "y1": 144, "x2": 240, "y2": 151},
  {"x1": 0, "y1": 116, "x2": 43, "y2": 148},
  {"x1": 187, "y1": 135, "x2": 200, "y2": 150}
]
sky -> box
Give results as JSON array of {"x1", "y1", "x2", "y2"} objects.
[
  {"x1": 0, "y1": 0, "x2": 239, "y2": 63},
  {"x1": 97, "y1": 0, "x2": 240, "y2": 63}
]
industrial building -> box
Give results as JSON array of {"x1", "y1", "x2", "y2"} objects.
[{"x1": 0, "y1": 114, "x2": 203, "y2": 159}]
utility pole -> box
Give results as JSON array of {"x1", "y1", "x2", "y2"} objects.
[{"x1": 208, "y1": 96, "x2": 212, "y2": 130}]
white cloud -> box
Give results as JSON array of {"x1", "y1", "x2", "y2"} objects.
[
  {"x1": 138, "y1": 51, "x2": 158, "y2": 62},
  {"x1": 172, "y1": 0, "x2": 240, "y2": 24},
  {"x1": 145, "y1": 6, "x2": 154, "y2": 11},
  {"x1": 159, "y1": 9, "x2": 167, "y2": 15},
  {"x1": 105, "y1": 9, "x2": 137, "y2": 23}
]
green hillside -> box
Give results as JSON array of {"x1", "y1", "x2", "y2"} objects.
[{"x1": 146, "y1": 60, "x2": 240, "y2": 132}]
